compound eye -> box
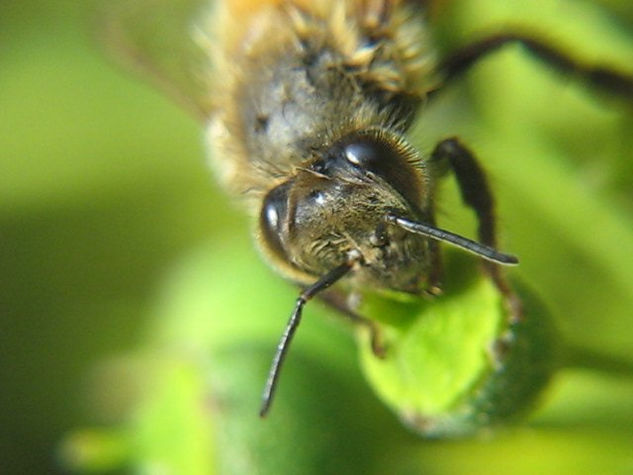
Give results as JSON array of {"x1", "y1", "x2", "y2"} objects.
[
  {"x1": 260, "y1": 182, "x2": 291, "y2": 259},
  {"x1": 343, "y1": 140, "x2": 380, "y2": 168},
  {"x1": 338, "y1": 133, "x2": 422, "y2": 206}
]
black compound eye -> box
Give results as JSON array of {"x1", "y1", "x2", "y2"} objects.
[
  {"x1": 260, "y1": 182, "x2": 291, "y2": 259},
  {"x1": 310, "y1": 137, "x2": 383, "y2": 176},
  {"x1": 343, "y1": 141, "x2": 380, "y2": 168}
]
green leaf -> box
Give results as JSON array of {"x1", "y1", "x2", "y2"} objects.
[{"x1": 358, "y1": 253, "x2": 557, "y2": 436}]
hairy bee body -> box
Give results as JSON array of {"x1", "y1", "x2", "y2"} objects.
[
  {"x1": 202, "y1": 0, "x2": 443, "y2": 288},
  {"x1": 206, "y1": 0, "x2": 434, "y2": 198}
]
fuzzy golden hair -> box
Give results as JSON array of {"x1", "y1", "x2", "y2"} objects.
[{"x1": 201, "y1": 0, "x2": 436, "y2": 203}]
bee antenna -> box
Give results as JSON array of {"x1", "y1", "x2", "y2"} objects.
[
  {"x1": 385, "y1": 214, "x2": 519, "y2": 265},
  {"x1": 259, "y1": 260, "x2": 355, "y2": 417}
]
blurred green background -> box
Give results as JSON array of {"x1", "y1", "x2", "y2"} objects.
[{"x1": 1, "y1": 0, "x2": 633, "y2": 473}]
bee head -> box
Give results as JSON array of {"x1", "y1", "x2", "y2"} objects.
[{"x1": 258, "y1": 130, "x2": 434, "y2": 293}]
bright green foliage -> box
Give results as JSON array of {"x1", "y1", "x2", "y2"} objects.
[
  {"x1": 3, "y1": 0, "x2": 633, "y2": 474},
  {"x1": 359, "y1": 254, "x2": 556, "y2": 436}
]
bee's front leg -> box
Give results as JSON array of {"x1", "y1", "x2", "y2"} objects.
[{"x1": 429, "y1": 137, "x2": 522, "y2": 321}]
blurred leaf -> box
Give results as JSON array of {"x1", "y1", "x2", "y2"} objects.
[
  {"x1": 359, "y1": 254, "x2": 556, "y2": 437},
  {"x1": 3, "y1": 0, "x2": 633, "y2": 473}
]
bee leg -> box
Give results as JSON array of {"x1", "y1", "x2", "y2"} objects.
[
  {"x1": 430, "y1": 33, "x2": 633, "y2": 101},
  {"x1": 318, "y1": 289, "x2": 387, "y2": 358},
  {"x1": 430, "y1": 137, "x2": 523, "y2": 322}
]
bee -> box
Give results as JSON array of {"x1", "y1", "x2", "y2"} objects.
[{"x1": 100, "y1": 0, "x2": 633, "y2": 418}]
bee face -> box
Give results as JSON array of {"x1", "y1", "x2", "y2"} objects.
[{"x1": 259, "y1": 130, "x2": 433, "y2": 293}]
